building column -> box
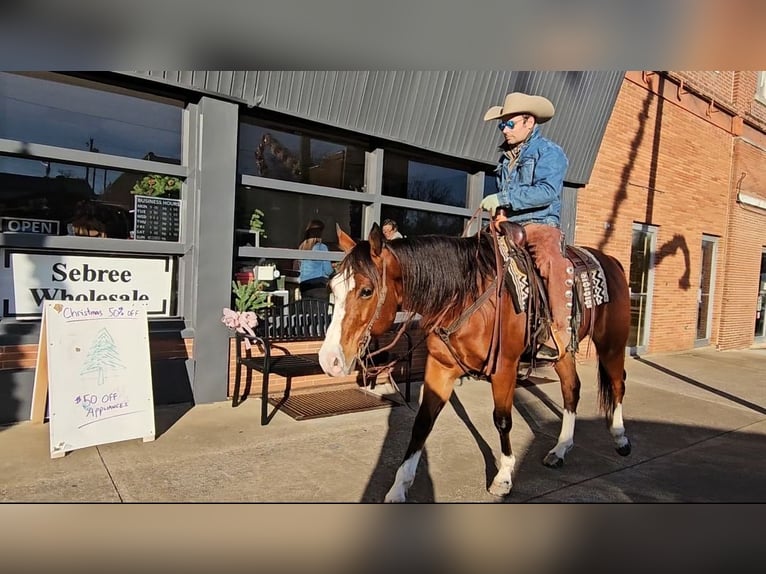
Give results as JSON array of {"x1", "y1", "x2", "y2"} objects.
[{"x1": 187, "y1": 96, "x2": 239, "y2": 404}]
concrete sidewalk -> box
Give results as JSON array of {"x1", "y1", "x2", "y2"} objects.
[{"x1": 1, "y1": 346, "x2": 765, "y2": 502}]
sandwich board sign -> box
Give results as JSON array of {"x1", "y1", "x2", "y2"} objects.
[{"x1": 31, "y1": 300, "x2": 156, "y2": 458}]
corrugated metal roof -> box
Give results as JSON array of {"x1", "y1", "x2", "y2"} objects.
[{"x1": 123, "y1": 70, "x2": 624, "y2": 185}]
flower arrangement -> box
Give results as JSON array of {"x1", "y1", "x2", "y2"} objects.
[
  {"x1": 222, "y1": 279, "x2": 271, "y2": 349},
  {"x1": 249, "y1": 208, "x2": 267, "y2": 237},
  {"x1": 131, "y1": 174, "x2": 182, "y2": 197}
]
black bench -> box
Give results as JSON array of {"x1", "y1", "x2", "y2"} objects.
[
  {"x1": 232, "y1": 298, "x2": 333, "y2": 425},
  {"x1": 232, "y1": 298, "x2": 415, "y2": 425}
]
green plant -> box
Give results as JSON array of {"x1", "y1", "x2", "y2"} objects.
[
  {"x1": 131, "y1": 174, "x2": 182, "y2": 197},
  {"x1": 231, "y1": 279, "x2": 271, "y2": 313},
  {"x1": 249, "y1": 209, "x2": 267, "y2": 237}
]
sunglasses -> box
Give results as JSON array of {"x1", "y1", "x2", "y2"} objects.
[{"x1": 497, "y1": 119, "x2": 516, "y2": 131}]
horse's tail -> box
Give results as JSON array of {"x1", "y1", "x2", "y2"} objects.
[{"x1": 596, "y1": 361, "x2": 619, "y2": 419}]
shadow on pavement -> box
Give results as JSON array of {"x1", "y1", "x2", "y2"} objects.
[{"x1": 634, "y1": 356, "x2": 766, "y2": 415}]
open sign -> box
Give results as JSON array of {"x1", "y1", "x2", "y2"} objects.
[{"x1": 0, "y1": 217, "x2": 60, "y2": 235}]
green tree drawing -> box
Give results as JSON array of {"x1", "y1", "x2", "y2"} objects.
[{"x1": 80, "y1": 328, "x2": 125, "y2": 386}]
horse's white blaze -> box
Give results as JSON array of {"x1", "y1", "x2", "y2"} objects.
[
  {"x1": 549, "y1": 409, "x2": 576, "y2": 459},
  {"x1": 610, "y1": 402, "x2": 629, "y2": 448},
  {"x1": 319, "y1": 271, "x2": 354, "y2": 376},
  {"x1": 384, "y1": 450, "x2": 422, "y2": 503},
  {"x1": 488, "y1": 453, "x2": 516, "y2": 497}
]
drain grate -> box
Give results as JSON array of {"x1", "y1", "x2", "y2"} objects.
[{"x1": 268, "y1": 388, "x2": 397, "y2": 421}]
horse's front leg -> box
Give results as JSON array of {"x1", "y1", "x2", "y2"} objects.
[
  {"x1": 488, "y1": 359, "x2": 520, "y2": 497},
  {"x1": 384, "y1": 361, "x2": 458, "y2": 503},
  {"x1": 543, "y1": 353, "x2": 581, "y2": 468}
]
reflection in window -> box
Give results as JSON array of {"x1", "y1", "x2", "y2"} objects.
[
  {"x1": 238, "y1": 120, "x2": 367, "y2": 191},
  {"x1": 484, "y1": 170, "x2": 497, "y2": 197},
  {"x1": 628, "y1": 227, "x2": 655, "y2": 348},
  {"x1": 236, "y1": 186, "x2": 363, "y2": 251},
  {"x1": 0, "y1": 72, "x2": 183, "y2": 163},
  {"x1": 381, "y1": 206, "x2": 465, "y2": 237},
  {"x1": 0, "y1": 155, "x2": 181, "y2": 239},
  {"x1": 383, "y1": 153, "x2": 469, "y2": 208}
]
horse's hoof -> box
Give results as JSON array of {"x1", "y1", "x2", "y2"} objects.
[
  {"x1": 384, "y1": 490, "x2": 406, "y2": 503},
  {"x1": 488, "y1": 480, "x2": 512, "y2": 498},
  {"x1": 542, "y1": 452, "x2": 565, "y2": 468},
  {"x1": 616, "y1": 440, "x2": 632, "y2": 457}
]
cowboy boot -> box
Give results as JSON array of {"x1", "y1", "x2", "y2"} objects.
[{"x1": 536, "y1": 262, "x2": 575, "y2": 361}]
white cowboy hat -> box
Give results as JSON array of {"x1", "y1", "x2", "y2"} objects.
[{"x1": 483, "y1": 92, "x2": 556, "y2": 123}]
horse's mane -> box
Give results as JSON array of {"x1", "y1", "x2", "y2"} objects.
[{"x1": 341, "y1": 233, "x2": 497, "y2": 330}]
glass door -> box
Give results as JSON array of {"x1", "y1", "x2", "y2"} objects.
[
  {"x1": 695, "y1": 235, "x2": 718, "y2": 345},
  {"x1": 755, "y1": 250, "x2": 766, "y2": 341},
  {"x1": 628, "y1": 224, "x2": 657, "y2": 354}
]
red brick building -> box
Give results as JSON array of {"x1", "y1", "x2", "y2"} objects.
[{"x1": 577, "y1": 71, "x2": 766, "y2": 353}]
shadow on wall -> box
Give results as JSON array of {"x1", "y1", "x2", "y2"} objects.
[
  {"x1": 598, "y1": 76, "x2": 692, "y2": 290},
  {"x1": 597, "y1": 80, "x2": 658, "y2": 253},
  {"x1": 654, "y1": 233, "x2": 692, "y2": 290}
]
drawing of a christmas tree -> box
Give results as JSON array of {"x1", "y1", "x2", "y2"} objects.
[{"x1": 80, "y1": 328, "x2": 125, "y2": 385}]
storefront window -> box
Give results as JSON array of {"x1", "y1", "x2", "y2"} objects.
[
  {"x1": 0, "y1": 155, "x2": 181, "y2": 240},
  {"x1": 0, "y1": 72, "x2": 183, "y2": 163},
  {"x1": 383, "y1": 153, "x2": 470, "y2": 208},
  {"x1": 238, "y1": 120, "x2": 367, "y2": 191},
  {"x1": 236, "y1": 186, "x2": 362, "y2": 251},
  {"x1": 484, "y1": 170, "x2": 497, "y2": 197},
  {"x1": 380, "y1": 206, "x2": 466, "y2": 237}
]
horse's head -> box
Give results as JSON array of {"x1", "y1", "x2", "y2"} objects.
[{"x1": 319, "y1": 223, "x2": 402, "y2": 377}]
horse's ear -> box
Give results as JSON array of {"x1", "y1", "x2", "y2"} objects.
[
  {"x1": 336, "y1": 223, "x2": 356, "y2": 253},
  {"x1": 369, "y1": 223, "x2": 384, "y2": 257}
]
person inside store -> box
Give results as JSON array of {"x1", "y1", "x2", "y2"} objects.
[
  {"x1": 381, "y1": 218, "x2": 404, "y2": 241},
  {"x1": 479, "y1": 91, "x2": 571, "y2": 361},
  {"x1": 296, "y1": 219, "x2": 334, "y2": 300}
]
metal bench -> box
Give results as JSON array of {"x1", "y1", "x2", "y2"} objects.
[{"x1": 232, "y1": 298, "x2": 332, "y2": 425}]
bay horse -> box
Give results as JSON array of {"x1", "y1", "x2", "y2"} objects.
[{"x1": 318, "y1": 223, "x2": 631, "y2": 502}]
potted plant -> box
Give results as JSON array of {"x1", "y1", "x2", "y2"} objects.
[
  {"x1": 249, "y1": 209, "x2": 267, "y2": 247},
  {"x1": 221, "y1": 279, "x2": 272, "y2": 349},
  {"x1": 131, "y1": 174, "x2": 182, "y2": 198}
]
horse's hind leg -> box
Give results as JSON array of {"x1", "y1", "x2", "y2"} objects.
[
  {"x1": 597, "y1": 347, "x2": 631, "y2": 456},
  {"x1": 543, "y1": 353, "x2": 581, "y2": 468},
  {"x1": 384, "y1": 364, "x2": 457, "y2": 503}
]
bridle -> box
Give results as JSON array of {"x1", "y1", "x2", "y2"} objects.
[{"x1": 352, "y1": 246, "x2": 419, "y2": 407}]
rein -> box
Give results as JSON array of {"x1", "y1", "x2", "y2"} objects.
[
  {"x1": 354, "y1": 215, "x2": 509, "y2": 401},
  {"x1": 434, "y1": 216, "x2": 510, "y2": 378}
]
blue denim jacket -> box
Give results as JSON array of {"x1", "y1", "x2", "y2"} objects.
[
  {"x1": 494, "y1": 126, "x2": 569, "y2": 226},
  {"x1": 299, "y1": 243, "x2": 333, "y2": 282}
]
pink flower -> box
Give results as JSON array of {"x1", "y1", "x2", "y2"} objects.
[{"x1": 222, "y1": 308, "x2": 260, "y2": 349}]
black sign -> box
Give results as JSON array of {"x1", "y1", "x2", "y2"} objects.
[
  {"x1": 1, "y1": 217, "x2": 60, "y2": 235},
  {"x1": 133, "y1": 196, "x2": 181, "y2": 242}
]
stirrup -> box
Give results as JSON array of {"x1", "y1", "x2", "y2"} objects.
[
  {"x1": 535, "y1": 329, "x2": 568, "y2": 361},
  {"x1": 535, "y1": 341, "x2": 560, "y2": 361}
]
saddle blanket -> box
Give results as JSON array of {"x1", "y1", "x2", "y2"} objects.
[
  {"x1": 499, "y1": 242, "x2": 610, "y2": 313},
  {"x1": 566, "y1": 245, "x2": 610, "y2": 309}
]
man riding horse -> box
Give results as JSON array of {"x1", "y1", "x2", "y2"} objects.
[{"x1": 480, "y1": 91, "x2": 573, "y2": 361}]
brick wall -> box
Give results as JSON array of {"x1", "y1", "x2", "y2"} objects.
[
  {"x1": 733, "y1": 72, "x2": 766, "y2": 127},
  {"x1": 577, "y1": 74, "x2": 732, "y2": 353},
  {"x1": 674, "y1": 71, "x2": 735, "y2": 107},
  {"x1": 0, "y1": 337, "x2": 193, "y2": 371},
  {"x1": 719, "y1": 138, "x2": 766, "y2": 349}
]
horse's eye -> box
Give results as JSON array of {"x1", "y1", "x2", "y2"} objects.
[{"x1": 359, "y1": 287, "x2": 374, "y2": 299}]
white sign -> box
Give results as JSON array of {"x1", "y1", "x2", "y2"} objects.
[
  {"x1": 31, "y1": 301, "x2": 156, "y2": 458},
  {"x1": 0, "y1": 250, "x2": 174, "y2": 318}
]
